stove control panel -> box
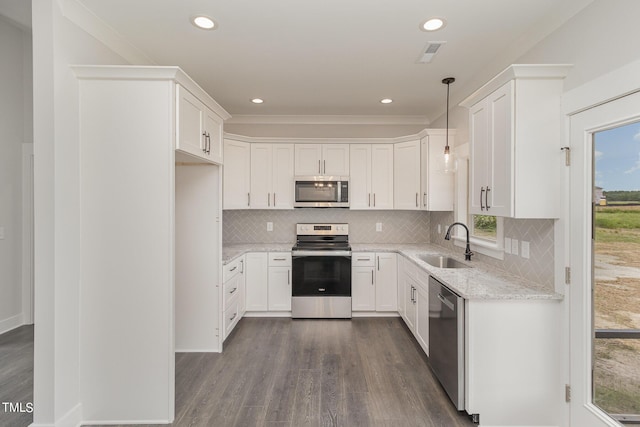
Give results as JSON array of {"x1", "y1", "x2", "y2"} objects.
[{"x1": 296, "y1": 223, "x2": 349, "y2": 236}]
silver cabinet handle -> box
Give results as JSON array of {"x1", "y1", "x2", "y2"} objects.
[
  {"x1": 371, "y1": 270, "x2": 374, "y2": 285},
  {"x1": 202, "y1": 132, "x2": 207, "y2": 153},
  {"x1": 368, "y1": 193, "x2": 371, "y2": 207},
  {"x1": 373, "y1": 193, "x2": 376, "y2": 207},
  {"x1": 240, "y1": 260, "x2": 244, "y2": 273},
  {"x1": 486, "y1": 186, "x2": 491, "y2": 210},
  {"x1": 273, "y1": 257, "x2": 287, "y2": 261},
  {"x1": 230, "y1": 312, "x2": 237, "y2": 322},
  {"x1": 268, "y1": 192, "x2": 270, "y2": 207},
  {"x1": 230, "y1": 287, "x2": 237, "y2": 294},
  {"x1": 229, "y1": 266, "x2": 237, "y2": 272},
  {"x1": 416, "y1": 193, "x2": 419, "y2": 207},
  {"x1": 273, "y1": 193, "x2": 276, "y2": 207},
  {"x1": 248, "y1": 193, "x2": 250, "y2": 207},
  {"x1": 480, "y1": 187, "x2": 485, "y2": 211},
  {"x1": 323, "y1": 160, "x2": 326, "y2": 174},
  {"x1": 377, "y1": 256, "x2": 380, "y2": 271},
  {"x1": 288, "y1": 269, "x2": 290, "y2": 285},
  {"x1": 423, "y1": 193, "x2": 427, "y2": 207},
  {"x1": 318, "y1": 159, "x2": 321, "y2": 174},
  {"x1": 356, "y1": 257, "x2": 370, "y2": 261}
]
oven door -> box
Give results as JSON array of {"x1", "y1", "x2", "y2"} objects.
[{"x1": 291, "y1": 251, "x2": 352, "y2": 296}]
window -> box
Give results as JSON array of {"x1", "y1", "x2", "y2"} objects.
[{"x1": 453, "y1": 157, "x2": 504, "y2": 259}]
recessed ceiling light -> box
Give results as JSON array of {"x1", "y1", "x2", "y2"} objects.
[
  {"x1": 191, "y1": 15, "x2": 216, "y2": 30},
  {"x1": 421, "y1": 18, "x2": 445, "y2": 32},
  {"x1": 380, "y1": 98, "x2": 393, "y2": 104},
  {"x1": 251, "y1": 98, "x2": 264, "y2": 104}
]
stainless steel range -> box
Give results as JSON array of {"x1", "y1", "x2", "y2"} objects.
[{"x1": 291, "y1": 223, "x2": 352, "y2": 319}]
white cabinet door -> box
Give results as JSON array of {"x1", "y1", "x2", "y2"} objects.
[
  {"x1": 245, "y1": 252, "x2": 268, "y2": 311},
  {"x1": 421, "y1": 134, "x2": 454, "y2": 211},
  {"x1": 268, "y1": 266, "x2": 291, "y2": 311},
  {"x1": 294, "y1": 144, "x2": 323, "y2": 175},
  {"x1": 176, "y1": 85, "x2": 205, "y2": 158},
  {"x1": 469, "y1": 101, "x2": 489, "y2": 214},
  {"x1": 322, "y1": 144, "x2": 349, "y2": 176},
  {"x1": 250, "y1": 144, "x2": 272, "y2": 209},
  {"x1": 371, "y1": 144, "x2": 394, "y2": 209},
  {"x1": 349, "y1": 145, "x2": 372, "y2": 209},
  {"x1": 203, "y1": 106, "x2": 223, "y2": 164},
  {"x1": 352, "y1": 266, "x2": 376, "y2": 311},
  {"x1": 223, "y1": 139, "x2": 251, "y2": 209},
  {"x1": 394, "y1": 140, "x2": 421, "y2": 210},
  {"x1": 271, "y1": 144, "x2": 294, "y2": 209},
  {"x1": 405, "y1": 277, "x2": 417, "y2": 332},
  {"x1": 238, "y1": 258, "x2": 246, "y2": 316},
  {"x1": 485, "y1": 82, "x2": 512, "y2": 217},
  {"x1": 415, "y1": 283, "x2": 429, "y2": 356},
  {"x1": 375, "y1": 253, "x2": 397, "y2": 312},
  {"x1": 397, "y1": 257, "x2": 406, "y2": 319}
]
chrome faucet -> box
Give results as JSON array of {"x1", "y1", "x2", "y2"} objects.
[{"x1": 444, "y1": 222, "x2": 474, "y2": 261}]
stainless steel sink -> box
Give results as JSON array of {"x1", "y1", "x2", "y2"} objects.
[{"x1": 417, "y1": 254, "x2": 469, "y2": 269}]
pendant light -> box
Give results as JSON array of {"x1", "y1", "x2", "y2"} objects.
[{"x1": 442, "y1": 77, "x2": 456, "y2": 173}]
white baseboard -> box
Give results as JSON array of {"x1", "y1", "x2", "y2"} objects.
[
  {"x1": 175, "y1": 347, "x2": 221, "y2": 353},
  {"x1": 0, "y1": 313, "x2": 24, "y2": 335},
  {"x1": 243, "y1": 311, "x2": 291, "y2": 318},
  {"x1": 81, "y1": 419, "x2": 171, "y2": 426}
]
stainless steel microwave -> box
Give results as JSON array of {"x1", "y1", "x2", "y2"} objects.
[{"x1": 294, "y1": 176, "x2": 349, "y2": 208}]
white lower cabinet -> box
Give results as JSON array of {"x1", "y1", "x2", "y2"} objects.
[
  {"x1": 244, "y1": 252, "x2": 291, "y2": 313},
  {"x1": 222, "y1": 256, "x2": 245, "y2": 340},
  {"x1": 398, "y1": 256, "x2": 428, "y2": 352},
  {"x1": 414, "y1": 281, "x2": 429, "y2": 356},
  {"x1": 245, "y1": 252, "x2": 268, "y2": 311},
  {"x1": 352, "y1": 252, "x2": 397, "y2": 312}
]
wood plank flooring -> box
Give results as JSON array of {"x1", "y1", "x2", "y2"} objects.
[
  {"x1": 0, "y1": 320, "x2": 474, "y2": 427},
  {"x1": 0, "y1": 325, "x2": 34, "y2": 427},
  {"x1": 95, "y1": 317, "x2": 474, "y2": 427}
]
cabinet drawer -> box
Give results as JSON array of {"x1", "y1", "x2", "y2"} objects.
[
  {"x1": 223, "y1": 298, "x2": 240, "y2": 340},
  {"x1": 223, "y1": 256, "x2": 244, "y2": 282},
  {"x1": 268, "y1": 252, "x2": 291, "y2": 266},
  {"x1": 352, "y1": 253, "x2": 375, "y2": 267},
  {"x1": 223, "y1": 276, "x2": 241, "y2": 309}
]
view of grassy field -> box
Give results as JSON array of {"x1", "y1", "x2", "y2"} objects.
[{"x1": 593, "y1": 204, "x2": 640, "y2": 415}]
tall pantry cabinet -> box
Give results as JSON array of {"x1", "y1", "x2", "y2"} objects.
[{"x1": 73, "y1": 66, "x2": 230, "y2": 423}]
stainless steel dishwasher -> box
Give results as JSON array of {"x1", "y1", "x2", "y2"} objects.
[{"x1": 428, "y1": 275, "x2": 465, "y2": 410}]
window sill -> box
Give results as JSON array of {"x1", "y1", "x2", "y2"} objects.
[{"x1": 452, "y1": 235, "x2": 505, "y2": 260}]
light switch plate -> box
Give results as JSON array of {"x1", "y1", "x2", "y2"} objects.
[
  {"x1": 376, "y1": 222, "x2": 382, "y2": 232},
  {"x1": 267, "y1": 222, "x2": 273, "y2": 232},
  {"x1": 504, "y1": 237, "x2": 512, "y2": 254},
  {"x1": 511, "y1": 239, "x2": 519, "y2": 256},
  {"x1": 521, "y1": 241, "x2": 530, "y2": 259}
]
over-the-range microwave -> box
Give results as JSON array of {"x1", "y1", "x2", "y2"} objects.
[{"x1": 294, "y1": 176, "x2": 349, "y2": 208}]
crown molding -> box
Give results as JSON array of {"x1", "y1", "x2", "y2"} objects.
[
  {"x1": 226, "y1": 115, "x2": 430, "y2": 126},
  {"x1": 58, "y1": 0, "x2": 155, "y2": 66},
  {"x1": 224, "y1": 128, "x2": 455, "y2": 144}
]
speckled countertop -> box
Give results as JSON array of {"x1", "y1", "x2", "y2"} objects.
[{"x1": 222, "y1": 242, "x2": 563, "y2": 301}]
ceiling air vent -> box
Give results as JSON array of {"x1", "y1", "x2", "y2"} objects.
[{"x1": 417, "y1": 41, "x2": 446, "y2": 64}]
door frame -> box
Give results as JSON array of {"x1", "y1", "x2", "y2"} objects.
[{"x1": 567, "y1": 89, "x2": 640, "y2": 427}]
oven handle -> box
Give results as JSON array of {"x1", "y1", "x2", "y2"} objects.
[{"x1": 292, "y1": 250, "x2": 352, "y2": 257}]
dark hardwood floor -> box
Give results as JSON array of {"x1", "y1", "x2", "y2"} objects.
[
  {"x1": 97, "y1": 317, "x2": 475, "y2": 427},
  {"x1": 0, "y1": 325, "x2": 34, "y2": 427}
]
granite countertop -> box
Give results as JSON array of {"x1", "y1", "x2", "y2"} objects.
[{"x1": 222, "y1": 242, "x2": 562, "y2": 301}]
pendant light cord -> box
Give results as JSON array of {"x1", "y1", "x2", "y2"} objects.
[{"x1": 442, "y1": 77, "x2": 455, "y2": 153}]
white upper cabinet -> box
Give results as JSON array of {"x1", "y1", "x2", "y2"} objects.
[
  {"x1": 294, "y1": 144, "x2": 349, "y2": 176},
  {"x1": 250, "y1": 144, "x2": 294, "y2": 209},
  {"x1": 223, "y1": 139, "x2": 251, "y2": 209},
  {"x1": 176, "y1": 85, "x2": 224, "y2": 164},
  {"x1": 349, "y1": 144, "x2": 393, "y2": 209},
  {"x1": 394, "y1": 140, "x2": 421, "y2": 210},
  {"x1": 461, "y1": 64, "x2": 571, "y2": 218},
  {"x1": 420, "y1": 132, "x2": 454, "y2": 211}
]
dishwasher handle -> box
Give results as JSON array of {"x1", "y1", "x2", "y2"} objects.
[{"x1": 437, "y1": 293, "x2": 455, "y2": 311}]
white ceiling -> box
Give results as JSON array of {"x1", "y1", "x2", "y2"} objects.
[{"x1": 2, "y1": 0, "x2": 594, "y2": 121}]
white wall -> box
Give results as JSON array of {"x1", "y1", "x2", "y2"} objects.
[
  {"x1": 32, "y1": 0, "x2": 129, "y2": 424},
  {"x1": 0, "y1": 14, "x2": 31, "y2": 334}
]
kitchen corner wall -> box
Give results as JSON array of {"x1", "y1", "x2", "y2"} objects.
[
  {"x1": 430, "y1": 211, "x2": 555, "y2": 289},
  {"x1": 223, "y1": 210, "x2": 431, "y2": 244}
]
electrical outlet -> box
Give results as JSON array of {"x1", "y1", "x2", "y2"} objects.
[
  {"x1": 504, "y1": 237, "x2": 512, "y2": 254},
  {"x1": 511, "y1": 239, "x2": 519, "y2": 256},
  {"x1": 376, "y1": 222, "x2": 383, "y2": 232},
  {"x1": 521, "y1": 241, "x2": 530, "y2": 259},
  {"x1": 267, "y1": 222, "x2": 273, "y2": 232}
]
